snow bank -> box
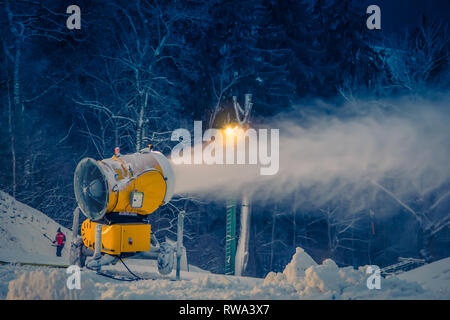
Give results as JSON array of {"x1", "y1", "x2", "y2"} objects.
[
  {"x1": 6, "y1": 267, "x2": 96, "y2": 300},
  {"x1": 263, "y1": 247, "x2": 444, "y2": 299}
]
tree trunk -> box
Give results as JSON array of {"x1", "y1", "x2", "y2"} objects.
[
  {"x1": 327, "y1": 214, "x2": 332, "y2": 254},
  {"x1": 7, "y1": 82, "x2": 16, "y2": 198},
  {"x1": 270, "y1": 204, "x2": 277, "y2": 271},
  {"x1": 136, "y1": 104, "x2": 144, "y2": 151},
  {"x1": 114, "y1": 120, "x2": 119, "y2": 148},
  {"x1": 292, "y1": 192, "x2": 297, "y2": 248},
  {"x1": 12, "y1": 43, "x2": 23, "y2": 193}
]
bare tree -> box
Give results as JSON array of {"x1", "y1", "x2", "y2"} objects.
[
  {"x1": 372, "y1": 180, "x2": 450, "y2": 262},
  {"x1": 385, "y1": 20, "x2": 449, "y2": 92},
  {"x1": 319, "y1": 206, "x2": 367, "y2": 263},
  {"x1": 1, "y1": 1, "x2": 71, "y2": 199}
]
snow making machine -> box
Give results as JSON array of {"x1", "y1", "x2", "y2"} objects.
[{"x1": 72, "y1": 146, "x2": 181, "y2": 275}]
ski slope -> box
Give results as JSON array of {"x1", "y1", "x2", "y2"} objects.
[
  {"x1": 0, "y1": 191, "x2": 72, "y2": 265},
  {"x1": 0, "y1": 190, "x2": 448, "y2": 300}
]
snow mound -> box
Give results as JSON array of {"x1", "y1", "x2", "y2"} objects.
[
  {"x1": 282, "y1": 247, "x2": 318, "y2": 282},
  {"x1": 303, "y1": 259, "x2": 340, "y2": 294},
  {"x1": 7, "y1": 267, "x2": 96, "y2": 300},
  {"x1": 264, "y1": 247, "x2": 443, "y2": 299}
]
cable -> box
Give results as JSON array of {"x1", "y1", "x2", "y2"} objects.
[
  {"x1": 85, "y1": 255, "x2": 179, "y2": 282},
  {"x1": 85, "y1": 255, "x2": 152, "y2": 282},
  {"x1": 86, "y1": 263, "x2": 148, "y2": 282},
  {"x1": 93, "y1": 269, "x2": 139, "y2": 282},
  {"x1": 118, "y1": 256, "x2": 145, "y2": 280}
]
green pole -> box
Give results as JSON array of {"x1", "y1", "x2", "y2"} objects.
[{"x1": 225, "y1": 198, "x2": 236, "y2": 275}]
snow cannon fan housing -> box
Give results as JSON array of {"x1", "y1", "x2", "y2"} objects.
[{"x1": 74, "y1": 148, "x2": 175, "y2": 222}]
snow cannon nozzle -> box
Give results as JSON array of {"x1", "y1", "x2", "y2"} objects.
[{"x1": 73, "y1": 150, "x2": 175, "y2": 222}]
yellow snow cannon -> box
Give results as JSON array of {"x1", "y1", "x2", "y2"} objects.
[{"x1": 73, "y1": 146, "x2": 175, "y2": 255}]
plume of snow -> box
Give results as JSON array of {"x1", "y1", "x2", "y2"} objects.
[{"x1": 172, "y1": 95, "x2": 450, "y2": 212}]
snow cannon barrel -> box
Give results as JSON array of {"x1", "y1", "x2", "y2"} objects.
[{"x1": 74, "y1": 147, "x2": 175, "y2": 221}]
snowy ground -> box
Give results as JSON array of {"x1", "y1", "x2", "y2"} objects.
[
  {"x1": 1, "y1": 249, "x2": 449, "y2": 300},
  {"x1": 0, "y1": 190, "x2": 449, "y2": 300}
]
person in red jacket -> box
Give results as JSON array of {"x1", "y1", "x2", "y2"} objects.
[{"x1": 53, "y1": 228, "x2": 66, "y2": 257}]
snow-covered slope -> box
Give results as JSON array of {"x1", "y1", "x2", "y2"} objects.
[
  {"x1": 0, "y1": 191, "x2": 72, "y2": 265},
  {"x1": 398, "y1": 257, "x2": 450, "y2": 295}
]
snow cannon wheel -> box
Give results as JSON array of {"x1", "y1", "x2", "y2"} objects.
[{"x1": 157, "y1": 242, "x2": 175, "y2": 275}]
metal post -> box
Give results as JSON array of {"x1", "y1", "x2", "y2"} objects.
[
  {"x1": 225, "y1": 198, "x2": 236, "y2": 275},
  {"x1": 93, "y1": 224, "x2": 102, "y2": 270},
  {"x1": 176, "y1": 210, "x2": 185, "y2": 280},
  {"x1": 69, "y1": 207, "x2": 80, "y2": 265},
  {"x1": 71, "y1": 207, "x2": 80, "y2": 239}
]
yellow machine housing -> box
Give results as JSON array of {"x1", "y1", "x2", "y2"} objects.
[
  {"x1": 81, "y1": 219, "x2": 151, "y2": 255},
  {"x1": 74, "y1": 148, "x2": 175, "y2": 222},
  {"x1": 105, "y1": 169, "x2": 166, "y2": 215}
]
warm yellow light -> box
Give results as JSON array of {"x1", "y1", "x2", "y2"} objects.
[
  {"x1": 225, "y1": 126, "x2": 234, "y2": 135},
  {"x1": 224, "y1": 125, "x2": 240, "y2": 135}
]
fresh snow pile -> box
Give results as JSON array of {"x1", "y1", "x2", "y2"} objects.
[
  {"x1": 0, "y1": 191, "x2": 72, "y2": 265},
  {"x1": 1, "y1": 246, "x2": 448, "y2": 300},
  {"x1": 263, "y1": 248, "x2": 434, "y2": 299},
  {"x1": 282, "y1": 247, "x2": 318, "y2": 282},
  {"x1": 6, "y1": 266, "x2": 97, "y2": 300}
]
